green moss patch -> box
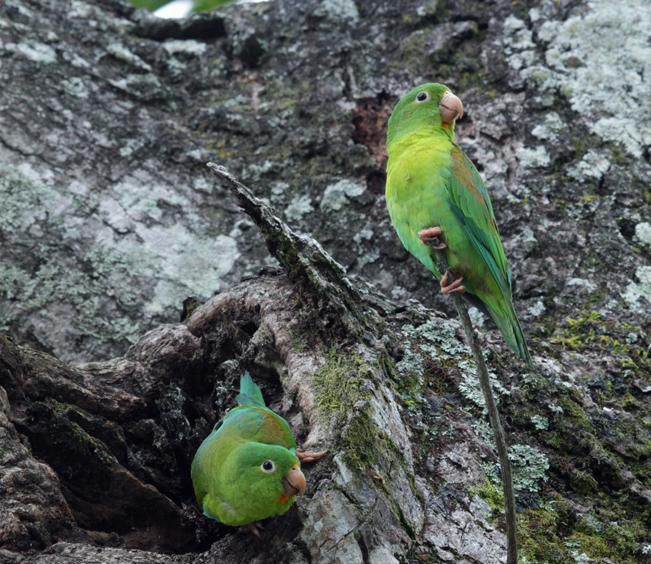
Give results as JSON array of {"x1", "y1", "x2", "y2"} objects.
[
  {"x1": 551, "y1": 310, "x2": 649, "y2": 375},
  {"x1": 517, "y1": 503, "x2": 647, "y2": 564},
  {"x1": 469, "y1": 479, "x2": 504, "y2": 514},
  {"x1": 312, "y1": 347, "x2": 372, "y2": 415},
  {"x1": 311, "y1": 347, "x2": 386, "y2": 470}
]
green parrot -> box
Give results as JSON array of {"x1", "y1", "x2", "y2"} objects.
[
  {"x1": 385, "y1": 82, "x2": 531, "y2": 363},
  {"x1": 191, "y1": 372, "x2": 308, "y2": 526}
]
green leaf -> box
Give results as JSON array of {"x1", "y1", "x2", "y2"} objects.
[
  {"x1": 130, "y1": 0, "x2": 175, "y2": 11},
  {"x1": 192, "y1": 0, "x2": 235, "y2": 13},
  {"x1": 128, "y1": 0, "x2": 235, "y2": 14}
]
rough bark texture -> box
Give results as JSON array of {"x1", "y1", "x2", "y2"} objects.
[{"x1": 1, "y1": 0, "x2": 650, "y2": 563}]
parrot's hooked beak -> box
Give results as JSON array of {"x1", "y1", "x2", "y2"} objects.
[
  {"x1": 439, "y1": 91, "x2": 464, "y2": 124},
  {"x1": 282, "y1": 465, "x2": 306, "y2": 497}
]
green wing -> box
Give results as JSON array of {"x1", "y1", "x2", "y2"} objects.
[
  {"x1": 446, "y1": 146, "x2": 512, "y2": 296},
  {"x1": 232, "y1": 373, "x2": 295, "y2": 448},
  {"x1": 219, "y1": 406, "x2": 294, "y2": 449},
  {"x1": 446, "y1": 146, "x2": 530, "y2": 363}
]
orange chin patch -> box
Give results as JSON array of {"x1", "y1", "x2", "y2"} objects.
[{"x1": 277, "y1": 494, "x2": 291, "y2": 504}]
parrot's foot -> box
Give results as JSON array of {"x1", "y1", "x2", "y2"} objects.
[
  {"x1": 418, "y1": 226, "x2": 447, "y2": 250},
  {"x1": 419, "y1": 226, "x2": 464, "y2": 294},
  {"x1": 245, "y1": 522, "x2": 264, "y2": 538},
  {"x1": 296, "y1": 448, "x2": 327, "y2": 464},
  {"x1": 440, "y1": 270, "x2": 465, "y2": 295}
]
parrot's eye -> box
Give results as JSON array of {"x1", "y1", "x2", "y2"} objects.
[
  {"x1": 415, "y1": 91, "x2": 430, "y2": 103},
  {"x1": 261, "y1": 460, "x2": 275, "y2": 473}
]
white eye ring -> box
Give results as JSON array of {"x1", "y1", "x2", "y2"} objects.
[
  {"x1": 415, "y1": 91, "x2": 430, "y2": 103},
  {"x1": 260, "y1": 460, "x2": 275, "y2": 473}
]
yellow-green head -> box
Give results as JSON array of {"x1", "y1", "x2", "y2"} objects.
[
  {"x1": 386, "y1": 82, "x2": 464, "y2": 149},
  {"x1": 216, "y1": 441, "x2": 305, "y2": 526}
]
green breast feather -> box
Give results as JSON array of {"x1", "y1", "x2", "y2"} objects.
[{"x1": 190, "y1": 373, "x2": 304, "y2": 526}]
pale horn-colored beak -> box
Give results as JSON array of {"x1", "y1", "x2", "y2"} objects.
[
  {"x1": 439, "y1": 91, "x2": 464, "y2": 124},
  {"x1": 282, "y1": 465, "x2": 306, "y2": 496}
]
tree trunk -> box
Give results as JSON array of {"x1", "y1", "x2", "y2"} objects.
[{"x1": 1, "y1": 0, "x2": 649, "y2": 563}]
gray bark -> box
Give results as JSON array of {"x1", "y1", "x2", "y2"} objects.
[{"x1": 1, "y1": 0, "x2": 650, "y2": 563}]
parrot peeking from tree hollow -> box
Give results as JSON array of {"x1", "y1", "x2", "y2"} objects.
[
  {"x1": 385, "y1": 83, "x2": 531, "y2": 364},
  {"x1": 191, "y1": 372, "x2": 324, "y2": 527}
]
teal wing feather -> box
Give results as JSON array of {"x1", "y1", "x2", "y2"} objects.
[
  {"x1": 446, "y1": 146, "x2": 530, "y2": 363},
  {"x1": 219, "y1": 406, "x2": 296, "y2": 449},
  {"x1": 232, "y1": 373, "x2": 295, "y2": 446},
  {"x1": 446, "y1": 146, "x2": 511, "y2": 295},
  {"x1": 228, "y1": 407, "x2": 266, "y2": 437}
]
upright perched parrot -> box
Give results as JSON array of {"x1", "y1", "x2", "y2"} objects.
[
  {"x1": 385, "y1": 83, "x2": 531, "y2": 363},
  {"x1": 191, "y1": 373, "x2": 312, "y2": 526}
]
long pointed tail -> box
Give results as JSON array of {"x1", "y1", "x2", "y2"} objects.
[
  {"x1": 236, "y1": 372, "x2": 266, "y2": 406},
  {"x1": 486, "y1": 302, "x2": 532, "y2": 365}
]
